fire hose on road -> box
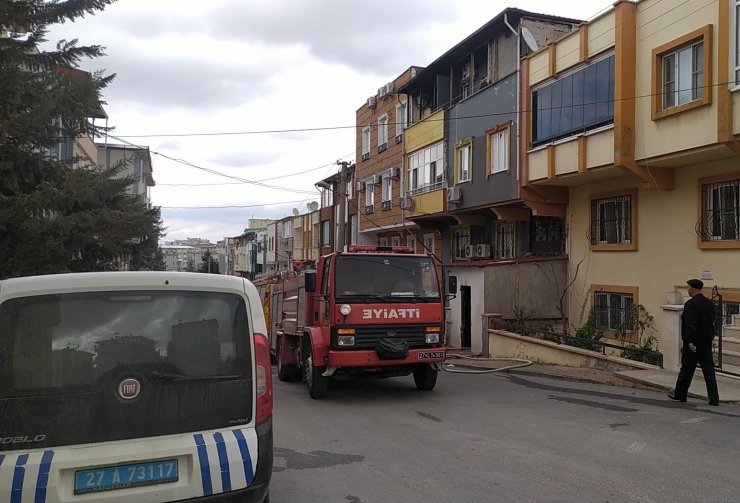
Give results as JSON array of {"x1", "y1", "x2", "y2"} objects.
[{"x1": 441, "y1": 353, "x2": 533, "y2": 374}]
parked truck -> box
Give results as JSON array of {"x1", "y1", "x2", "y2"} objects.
[{"x1": 265, "y1": 245, "x2": 449, "y2": 398}]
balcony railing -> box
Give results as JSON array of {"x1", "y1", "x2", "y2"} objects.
[{"x1": 407, "y1": 181, "x2": 446, "y2": 197}]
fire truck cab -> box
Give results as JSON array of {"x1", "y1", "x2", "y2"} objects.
[{"x1": 269, "y1": 246, "x2": 448, "y2": 398}]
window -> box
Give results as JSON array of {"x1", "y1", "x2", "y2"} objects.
[
  {"x1": 735, "y1": 0, "x2": 740, "y2": 85},
  {"x1": 378, "y1": 115, "x2": 389, "y2": 149},
  {"x1": 365, "y1": 182, "x2": 375, "y2": 208},
  {"x1": 381, "y1": 175, "x2": 392, "y2": 202},
  {"x1": 350, "y1": 214, "x2": 358, "y2": 245},
  {"x1": 532, "y1": 53, "x2": 614, "y2": 147},
  {"x1": 699, "y1": 175, "x2": 740, "y2": 246},
  {"x1": 495, "y1": 223, "x2": 514, "y2": 259},
  {"x1": 723, "y1": 300, "x2": 740, "y2": 325},
  {"x1": 321, "y1": 258, "x2": 331, "y2": 295},
  {"x1": 408, "y1": 142, "x2": 445, "y2": 195},
  {"x1": 594, "y1": 289, "x2": 635, "y2": 334},
  {"x1": 395, "y1": 101, "x2": 407, "y2": 137},
  {"x1": 454, "y1": 141, "x2": 471, "y2": 184},
  {"x1": 391, "y1": 236, "x2": 400, "y2": 247},
  {"x1": 423, "y1": 233, "x2": 435, "y2": 255},
  {"x1": 662, "y1": 42, "x2": 703, "y2": 109},
  {"x1": 362, "y1": 127, "x2": 371, "y2": 157},
  {"x1": 651, "y1": 25, "x2": 712, "y2": 120},
  {"x1": 530, "y1": 216, "x2": 564, "y2": 255},
  {"x1": 379, "y1": 237, "x2": 389, "y2": 247},
  {"x1": 487, "y1": 125, "x2": 509, "y2": 175},
  {"x1": 406, "y1": 235, "x2": 416, "y2": 252},
  {"x1": 321, "y1": 187, "x2": 333, "y2": 207},
  {"x1": 589, "y1": 190, "x2": 637, "y2": 251},
  {"x1": 282, "y1": 221, "x2": 292, "y2": 238},
  {"x1": 453, "y1": 228, "x2": 471, "y2": 260},
  {"x1": 321, "y1": 220, "x2": 330, "y2": 247}
]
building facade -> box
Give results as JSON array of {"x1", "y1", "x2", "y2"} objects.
[
  {"x1": 520, "y1": 0, "x2": 740, "y2": 371},
  {"x1": 316, "y1": 166, "x2": 360, "y2": 254},
  {"x1": 97, "y1": 143, "x2": 155, "y2": 209}
]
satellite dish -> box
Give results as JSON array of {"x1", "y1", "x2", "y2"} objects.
[
  {"x1": 521, "y1": 27, "x2": 539, "y2": 53},
  {"x1": 307, "y1": 201, "x2": 319, "y2": 212},
  {"x1": 292, "y1": 208, "x2": 300, "y2": 217}
]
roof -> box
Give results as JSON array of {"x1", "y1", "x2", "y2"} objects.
[
  {"x1": 397, "y1": 7, "x2": 582, "y2": 94},
  {"x1": 316, "y1": 164, "x2": 354, "y2": 189}
]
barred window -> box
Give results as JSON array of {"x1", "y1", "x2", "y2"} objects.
[
  {"x1": 496, "y1": 223, "x2": 514, "y2": 259},
  {"x1": 723, "y1": 301, "x2": 740, "y2": 326},
  {"x1": 700, "y1": 179, "x2": 740, "y2": 242},
  {"x1": 594, "y1": 291, "x2": 634, "y2": 333},
  {"x1": 453, "y1": 228, "x2": 471, "y2": 260},
  {"x1": 591, "y1": 194, "x2": 632, "y2": 246}
]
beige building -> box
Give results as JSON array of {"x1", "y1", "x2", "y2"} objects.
[
  {"x1": 97, "y1": 143, "x2": 155, "y2": 209},
  {"x1": 520, "y1": 0, "x2": 740, "y2": 371}
]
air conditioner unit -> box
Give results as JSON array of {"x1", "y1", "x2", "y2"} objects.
[
  {"x1": 390, "y1": 167, "x2": 401, "y2": 180},
  {"x1": 446, "y1": 187, "x2": 463, "y2": 203},
  {"x1": 367, "y1": 96, "x2": 376, "y2": 108},
  {"x1": 461, "y1": 63, "x2": 471, "y2": 81},
  {"x1": 357, "y1": 181, "x2": 365, "y2": 191},
  {"x1": 378, "y1": 86, "x2": 386, "y2": 98},
  {"x1": 476, "y1": 244, "x2": 492, "y2": 259},
  {"x1": 464, "y1": 245, "x2": 477, "y2": 259},
  {"x1": 371, "y1": 174, "x2": 382, "y2": 185},
  {"x1": 385, "y1": 82, "x2": 394, "y2": 95},
  {"x1": 400, "y1": 196, "x2": 414, "y2": 210},
  {"x1": 381, "y1": 200, "x2": 391, "y2": 211},
  {"x1": 361, "y1": 152, "x2": 370, "y2": 161}
]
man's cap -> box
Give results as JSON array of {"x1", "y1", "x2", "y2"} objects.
[{"x1": 687, "y1": 279, "x2": 704, "y2": 290}]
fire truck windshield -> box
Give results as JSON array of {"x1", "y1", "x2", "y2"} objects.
[{"x1": 334, "y1": 255, "x2": 440, "y2": 300}]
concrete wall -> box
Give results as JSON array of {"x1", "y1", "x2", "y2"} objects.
[
  {"x1": 446, "y1": 73, "x2": 518, "y2": 208},
  {"x1": 484, "y1": 258, "x2": 568, "y2": 319}
]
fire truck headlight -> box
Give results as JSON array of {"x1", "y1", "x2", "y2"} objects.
[
  {"x1": 425, "y1": 332, "x2": 440, "y2": 344},
  {"x1": 340, "y1": 304, "x2": 352, "y2": 316},
  {"x1": 337, "y1": 335, "x2": 356, "y2": 346}
]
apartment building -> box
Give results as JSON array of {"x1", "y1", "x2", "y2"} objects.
[
  {"x1": 520, "y1": 0, "x2": 740, "y2": 372},
  {"x1": 316, "y1": 167, "x2": 360, "y2": 254},
  {"x1": 395, "y1": 8, "x2": 581, "y2": 351},
  {"x1": 97, "y1": 143, "x2": 155, "y2": 208}
]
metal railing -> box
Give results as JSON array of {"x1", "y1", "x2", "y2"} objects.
[
  {"x1": 498, "y1": 321, "x2": 664, "y2": 368},
  {"x1": 407, "y1": 180, "x2": 446, "y2": 197}
]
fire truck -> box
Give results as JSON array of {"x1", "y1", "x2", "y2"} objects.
[{"x1": 264, "y1": 245, "x2": 450, "y2": 398}]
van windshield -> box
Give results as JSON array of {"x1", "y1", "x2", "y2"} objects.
[
  {"x1": 0, "y1": 290, "x2": 250, "y2": 397},
  {"x1": 334, "y1": 255, "x2": 440, "y2": 300}
]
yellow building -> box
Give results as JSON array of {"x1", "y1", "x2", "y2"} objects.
[{"x1": 520, "y1": 0, "x2": 740, "y2": 371}]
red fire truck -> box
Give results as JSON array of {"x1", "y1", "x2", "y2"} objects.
[{"x1": 265, "y1": 245, "x2": 450, "y2": 398}]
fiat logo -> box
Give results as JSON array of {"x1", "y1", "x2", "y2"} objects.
[{"x1": 118, "y1": 378, "x2": 141, "y2": 400}]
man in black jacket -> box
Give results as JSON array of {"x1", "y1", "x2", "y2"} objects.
[{"x1": 668, "y1": 279, "x2": 720, "y2": 406}]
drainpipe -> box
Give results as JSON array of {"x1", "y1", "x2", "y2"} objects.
[{"x1": 503, "y1": 13, "x2": 520, "y2": 183}]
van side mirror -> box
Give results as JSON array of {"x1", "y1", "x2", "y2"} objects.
[
  {"x1": 448, "y1": 275, "x2": 458, "y2": 295},
  {"x1": 304, "y1": 270, "x2": 317, "y2": 293}
]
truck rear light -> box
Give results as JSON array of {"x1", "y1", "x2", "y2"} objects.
[{"x1": 254, "y1": 333, "x2": 273, "y2": 425}]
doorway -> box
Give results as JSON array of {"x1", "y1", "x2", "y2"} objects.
[{"x1": 460, "y1": 285, "x2": 472, "y2": 348}]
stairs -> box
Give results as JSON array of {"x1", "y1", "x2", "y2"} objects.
[{"x1": 717, "y1": 316, "x2": 740, "y2": 373}]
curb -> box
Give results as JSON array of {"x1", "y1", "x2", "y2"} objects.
[
  {"x1": 443, "y1": 363, "x2": 632, "y2": 388},
  {"x1": 616, "y1": 373, "x2": 740, "y2": 404}
]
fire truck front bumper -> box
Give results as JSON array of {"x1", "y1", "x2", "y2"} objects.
[{"x1": 327, "y1": 348, "x2": 446, "y2": 367}]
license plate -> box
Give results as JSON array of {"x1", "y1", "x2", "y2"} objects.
[
  {"x1": 418, "y1": 351, "x2": 444, "y2": 360},
  {"x1": 74, "y1": 459, "x2": 179, "y2": 495}
]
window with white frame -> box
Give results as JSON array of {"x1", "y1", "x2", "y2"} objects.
[
  {"x1": 365, "y1": 182, "x2": 375, "y2": 208},
  {"x1": 381, "y1": 175, "x2": 392, "y2": 202},
  {"x1": 379, "y1": 237, "x2": 389, "y2": 247},
  {"x1": 408, "y1": 142, "x2": 444, "y2": 195},
  {"x1": 662, "y1": 40, "x2": 704, "y2": 110},
  {"x1": 391, "y1": 236, "x2": 400, "y2": 247},
  {"x1": 489, "y1": 128, "x2": 509, "y2": 174},
  {"x1": 423, "y1": 233, "x2": 435, "y2": 254},
  {"x1": 594, "y1": 290, "x2": 634, "y2": 333},
  {"x1": 456, "y1": 143, "x2": 471, "y2": 183},
  {"x1": 496, "y1": 223, "x2": 514, "y2": 259},
  {"x1": 395, "y1": 101, "x2": 408, "y2": 136},
  {"x1": 321, "y1": 187, "x2": 333, "y2": 208},
  {"x1": 406, "y1": 235, "x2": 416, "y2": 252},
  {"x1": 362, "y1": 127, "x2": 371, "y2": 156},
  {"x1": 378, "y1": 115, "x2": 389, "y2": 148},
  {"x1": 453, "y1": 228, "x2": 471, "y2": 260},
  {"x1": 350, "y1": 214, "x2": 358, "y2": 245}
]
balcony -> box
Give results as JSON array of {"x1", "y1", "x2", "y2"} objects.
[{"x1": 408, "y1": 185, "x2": 446, "y2": 217}]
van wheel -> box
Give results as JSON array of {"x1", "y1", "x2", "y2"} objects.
[
  {"x1": 413, "y1": 364, "x2": 438, "y2": 391},
  {"x1": 277, "y1": 338, "x2": 300, "y2": 382},
  {"x1": 306, "y1": 352, "x2": 328, "y2": 399}
]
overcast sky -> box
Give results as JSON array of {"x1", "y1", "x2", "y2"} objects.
[{"x1": 49, "y1": 0, "x2": 597, "y2": 243}]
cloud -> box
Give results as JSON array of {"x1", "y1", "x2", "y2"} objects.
[
  {"x1": 208, "y1": 151, "x2": 280, "y2": 168},
  {"x1": 162, "y1": 204, "x2": 296, "y2": 241},
  {"x1": 157, "y1": 140, "x2": 181, "y2": 151},
  {"x1": 270, "y1": 131, "x2": 313, "y2": 142}
]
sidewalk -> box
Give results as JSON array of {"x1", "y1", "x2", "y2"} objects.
[
  {"x1": 443, "y1": 352, "x2": 740, "y2": 403},
  {"x1": 615, "y1": 369, "x2": 740, "y2": 404}
]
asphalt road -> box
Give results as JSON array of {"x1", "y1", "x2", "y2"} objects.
[{"x1": 270, "y1": 369, "x2": 740, "y2": 503}]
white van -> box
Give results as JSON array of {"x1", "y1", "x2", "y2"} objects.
[{"x1": 0, "y1": 272, "x2": 273, "y2": 503}]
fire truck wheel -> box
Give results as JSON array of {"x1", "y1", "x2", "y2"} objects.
[
  {"x1": 413, "y1": 364, "x2": 438, "y2": 391},
  {"x1": 277, "y1": 338, "x2": 301, "y2": 382},
  {"x1": 306, "y1": 355, "x2": 328, "y2": 399}
]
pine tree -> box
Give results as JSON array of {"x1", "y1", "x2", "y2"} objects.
[
  {"x1": 185, "y1": 257, "x2": 196, "y2": 272},
  {"x1": 198, "y1": 249, "x2": 220, "y2": 274},
  {"x1": 0, "y1": 0, "x2": 165, "y2": 279}
]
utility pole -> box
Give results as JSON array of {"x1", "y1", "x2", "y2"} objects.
[{"x1": 336, "y1": 161, "x2": 350, "y2": 252}]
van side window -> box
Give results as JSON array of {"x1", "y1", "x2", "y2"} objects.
[{"x1": 321, "y1": 258, "x2": 331, "y2": 296}]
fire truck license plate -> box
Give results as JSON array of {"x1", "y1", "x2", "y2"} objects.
[{"x1": 418, "y1": 351, "x2": 444, "y2": 360}]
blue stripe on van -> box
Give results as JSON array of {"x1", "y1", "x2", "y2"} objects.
[
  {"x1": 34, "y1": 450, "x2": 55, "y2": 503},
  {"x1": 11, "y1": 453, "x2": 29, "y2": 503},
  {"x1": 0, "y1": 454, "x2": 4, "y2": 467},
  {"x1": 193, "y1": 434, "x2": 213, "y2": 496},
  {"x1": 232, "y1": 429, "x2": 254, "y2": 485},
  {"x1": 213, "y1": 433, "x2": 232, "y2": 492}
]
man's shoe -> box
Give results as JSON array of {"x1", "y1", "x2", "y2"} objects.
[
  {"x1": 709, "y1": 401, "x2": 719, "y2": 406},
  {"x1": 668, "y1": 389, "x2": 687, "y2": 402}
]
